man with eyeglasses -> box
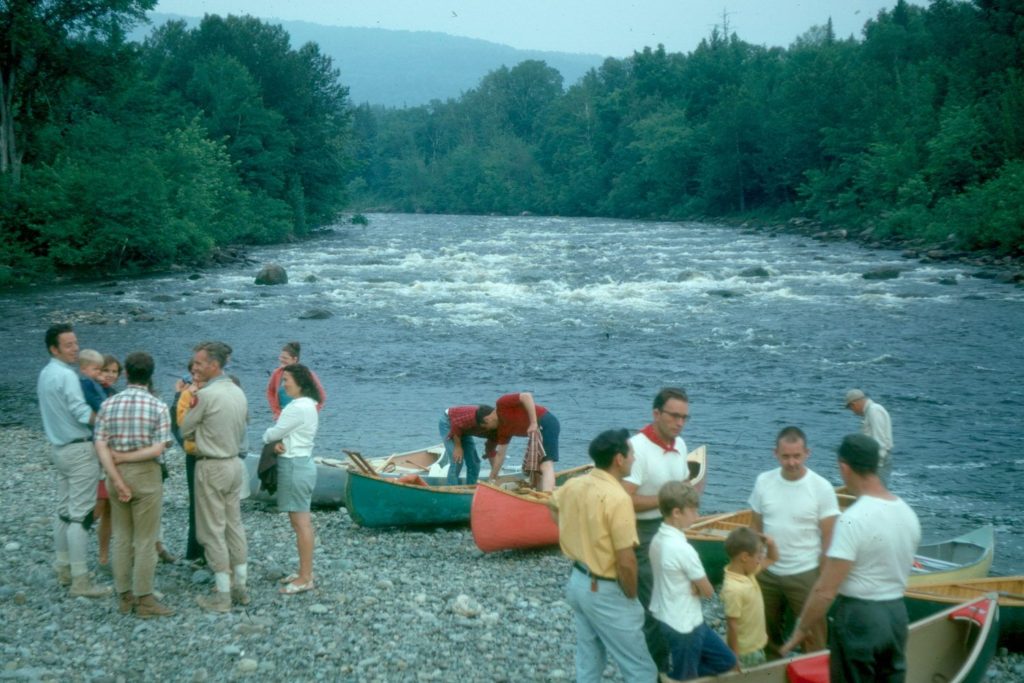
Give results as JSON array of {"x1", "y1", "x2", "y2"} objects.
[{"x1": 622, "y1": 386, "x2": 693, "y2": 674}]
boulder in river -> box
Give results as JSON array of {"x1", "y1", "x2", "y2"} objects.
[
  {"x1": 254, "y1": 264, "x2": 288, "y2": 285},
  {"x1": 738, "y1": 266, "x2": 771, "y2": 278},
  {"x1": 298, "y1": 308, "x2": 333, "y2": 320},
  {"x1": 862, "y1": 267, "x2": 902, "y2": 280}
]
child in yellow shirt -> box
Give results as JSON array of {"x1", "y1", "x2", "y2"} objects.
[{"x1": 720, "y1": 527, "x2": 778, "y2": 668}]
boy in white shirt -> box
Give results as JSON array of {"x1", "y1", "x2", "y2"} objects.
[{"x1": 650, "y1": 481, "x2": 738, "y2": 682}]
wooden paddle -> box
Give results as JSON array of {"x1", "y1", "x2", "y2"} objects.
[{"x1": 344, "y1": 450, "x2": 377, "y2": 476}]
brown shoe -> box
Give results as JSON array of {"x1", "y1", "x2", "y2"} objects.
[
  {"x1": 69, "y1": 574, "x2": 111, "y2": 599},
  {"x1": 157, "y1": 546, "x2": 178, "y2": 565},
  {"x1": 195, "y1": 591, "x2": 231, "y2": 613},
  {"x1": 135, "y1": 593, "x2": 174, "y2": 619},
  {"x1": 231, "y1": 586, "x2": 250, "y2": 606},
  {"x1": 118, "y1": 591, "x2": 135, "y2": 614}
]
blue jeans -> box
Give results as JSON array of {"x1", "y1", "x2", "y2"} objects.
[
  {"x1": 660, "y1": 621, "x2": 737, "y2": 680},
  {"x1": 439, "y1": 415, "x2": 480, "y2": 485},
  {"x1": 565, "y1": 567, "x2": 657, "y2": 683}
]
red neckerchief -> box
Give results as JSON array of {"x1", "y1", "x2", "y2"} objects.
[{"x1": 640, "y1": 424, "x2": 679, "y2": 454}]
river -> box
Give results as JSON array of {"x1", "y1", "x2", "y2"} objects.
[{"x1": 1, "y1": 213, "x2": 1022, "y2": 574}]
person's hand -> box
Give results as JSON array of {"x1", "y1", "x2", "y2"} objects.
[
  {"x1": 527, "y1": 423, "x2": 540, "y2": 436},
  {"x1": 175, "y1": 378, "x2": 187, "y2": 392},
  {"x1": 452, "y1": 449, "x2": 463, "y2": 464},
  {"x1": 779, "y1": 626, "x2": 805, "y2": 656},
  {"x1": 111, "y1": 452, "x2": 124, "y2": 465},
  {"x1": 115, "y1": 481, "x2": 132, "y2": 502},
  {"x1": 274, "y1": 442, "x2": 286, "y2": 454}
]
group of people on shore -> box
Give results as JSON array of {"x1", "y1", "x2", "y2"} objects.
[
  {"x1": 36, "y1": 325, "x2": 329, "y2": 616},
  {"x1": 550, "y1": 387, "x2": 915, "y2": 683},
  {"x1": 37, "y1": 321, "x2": 910, "y2": 682}
]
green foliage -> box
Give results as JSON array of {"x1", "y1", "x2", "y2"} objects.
[
  {"x1": 349, "y1": 0, "x2": 1024, "y2": 255},
  {"x1": 1, "y1": 7, "x2": 355, "y2": 282}
]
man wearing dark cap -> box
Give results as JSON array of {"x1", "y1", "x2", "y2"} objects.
[
  {"x1": 780, "y1": 434, "x2": 920, "y2": 682},
  {"x1": 844, "y1": 389, "x2": 893, "y2": 482}
]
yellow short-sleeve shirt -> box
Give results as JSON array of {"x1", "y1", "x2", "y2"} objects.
[
  {"x1": 551, "y1": 468, "x2": 638, "y2": 578},
  {"x1": 721, "y1": 567, "x2": 768, "y2": 655}
]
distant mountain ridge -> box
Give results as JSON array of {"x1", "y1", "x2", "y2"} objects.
[{"x1": 142, "y1": 13, "x2": 607, "y2": 107}]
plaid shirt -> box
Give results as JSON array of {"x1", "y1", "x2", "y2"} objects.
[
  {"x1": 447, "y1": 405, "x2": 484, "y2": 440},
  {"x1": 95, "y1": 385, "x2": 172, "y2": 451}
]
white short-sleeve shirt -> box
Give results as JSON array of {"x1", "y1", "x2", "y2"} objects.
[
  {"x1": 828, "y1": 495, "x2": 920, "y2": 600},
  {"x1": 625, "y1": 430, "x2": 689, "y2": 521},
  {"x1": 748, "y1": 467, "x2": 840, "y2": 575},
  {"x1": 649, "y1": 523, "x2": 706, "y2": 635}
]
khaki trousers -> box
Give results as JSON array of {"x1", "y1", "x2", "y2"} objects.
[
  {"x1": 194, "y1": 458, "x2": 247, "y2": 573},
  {"x1": 758, "y1": 566, "x2": 828, "y2": 659},
  {"x1": 109, "y1": 460, "x2": 163, "y2": 596},
  {"x1": 50, "y1": 441, "x2": 100, "y2": 575}
]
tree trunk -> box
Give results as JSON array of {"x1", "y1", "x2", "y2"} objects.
[{"x1": 0, "y1": 66, "x2": 20, "y2": 185}]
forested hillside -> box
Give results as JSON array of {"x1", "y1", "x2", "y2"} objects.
[
  {"x1": 350, "y1": 0, "x2": 1024, "y2": 255},
  {"x1": 0, "y1": 6, "x2": 352, "y2": 283},
  {"x1": 1, "y1": 0, "x2": 1022, "y2": 285}
]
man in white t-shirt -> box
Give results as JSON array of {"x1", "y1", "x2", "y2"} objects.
[
  {"x1": 749, "y1": 426, "x2": 839, "y2": 659},
  {"x1": 781, "y1": 434, "x2": 920, "y2": 683},
  {"x1": 622, "y1": 387, "x2": 692, "y2": 673}
]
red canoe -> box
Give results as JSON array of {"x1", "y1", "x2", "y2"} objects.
[{"x1": 471, "y1": 445, "x2": 708, "y2": 553}]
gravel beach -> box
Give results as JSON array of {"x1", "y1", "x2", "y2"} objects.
[{"x1": 2, "y1": 426, "x2": 1021, "y2": 682}]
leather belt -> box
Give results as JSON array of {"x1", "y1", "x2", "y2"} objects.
[{"x1": 573, "y1": 561, "x2": 615, "y2": 582}]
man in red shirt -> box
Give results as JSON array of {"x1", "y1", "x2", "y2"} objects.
[{"x1": 479, "y1": 392, "x2": 560, "y2": 491}]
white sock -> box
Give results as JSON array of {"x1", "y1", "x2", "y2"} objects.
[
  {"x1": 55, "y1": 551, "x2": 70, "y2": 567},
  {"x1": 233, "y1": 563, "x2": 248, "y2": 588},
  {"x1": 214, "y1": 572, "x2": 231, "y2": 593}
]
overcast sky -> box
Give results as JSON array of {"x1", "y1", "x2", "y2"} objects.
[{"x1": 153, "y1": 0, "x2": 922, "y2": 57}]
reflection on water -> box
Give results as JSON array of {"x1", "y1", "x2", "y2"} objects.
[{"x1": 1, "y1": 214, "x2": 1022, "y2": 572}]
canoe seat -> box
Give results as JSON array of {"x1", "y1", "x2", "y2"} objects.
[
  {"x1": 786, "y1": 652, "x2": 829, "y2": 683},
  {"x1": 949, "y1": 598, "x2": 991, "y2": 627}
]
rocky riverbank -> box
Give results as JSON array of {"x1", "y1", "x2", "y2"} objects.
[{"x1": 2, "y1": 426, "x2": 1021, "y2": 682}]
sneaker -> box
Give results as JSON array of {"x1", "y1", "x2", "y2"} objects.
[
  {"x1": 195, "y1": 591, "x2": 231, "y2": 613},
  {"x1": 231, "y1": 586, "x2": 251, "y2": 606},
  {"x1": 70, "y1": 575, "x2": 111, "y2": 599},
  {"x1": 55, "y1": 564, "x2": 71, "y2": 587}
]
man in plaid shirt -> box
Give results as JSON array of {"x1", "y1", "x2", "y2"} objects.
[
  {"x1": 94, "y1": 351, "x2": 174, "y2": 619},
  {"x1": 441, "y1": 404, "x2": 493, "y2": 485}
]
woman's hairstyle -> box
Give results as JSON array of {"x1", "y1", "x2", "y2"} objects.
[
  {"x1": 282, "y1": 341, "x2": 301, "y2": 359},
  {"x1": 102, "y1": 354, "x2": 121, "y2": 372},
  {"x1": 283, "y1": 363, "x2": 321, "y2": 403}
]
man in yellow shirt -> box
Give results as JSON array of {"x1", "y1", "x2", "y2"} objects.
[{"x1": 550, "y1": 429, "x2": 657, "y2": 683}]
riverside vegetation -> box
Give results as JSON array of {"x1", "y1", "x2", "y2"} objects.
[{"x1": 2, "y1": 0, "x2": 1022, "y2": 286}]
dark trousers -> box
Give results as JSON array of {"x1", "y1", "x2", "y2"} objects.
[
  {"x1": 830, "y1": 596, "x2": 908, "y2": 683},
  {"x1": 184, "y1": 454, "x2": 204, "y2": 561},
  {"x1": 636, "y1": 517, "x2": 667, "y2": 673}
]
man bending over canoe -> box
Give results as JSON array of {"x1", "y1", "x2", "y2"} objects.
[{"x1": 479, "y1": 392, "x2": 560, "y2": 491}]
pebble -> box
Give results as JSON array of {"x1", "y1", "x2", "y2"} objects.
[
  {"x1": 0, "y1": 425, "x2": 1020, "y2": 682},
  {"x1": 5, "y1": 542, "x2": 21, "y2": 551}
]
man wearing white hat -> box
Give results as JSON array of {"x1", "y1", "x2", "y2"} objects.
[{"x1": 844, "y1": 389, "x2": 893, "y2": 483}]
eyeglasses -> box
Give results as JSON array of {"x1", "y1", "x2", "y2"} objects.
[{"x1": 659, "y1": 410, "x2": 689, "y2": 422}]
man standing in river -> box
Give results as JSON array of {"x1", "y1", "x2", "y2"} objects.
[
  {"x1": 845, "y1": 389, "x2": 893, "y2": 483},
  {"x1": 180, "y1": 341, "x2": 249, "y2": 612},
  {"x1": 36, "y1": 323, "x2": 110, "y2": 598},
  {"x1": 621, "y1": 386, "x2": 692, "y2": 674}
]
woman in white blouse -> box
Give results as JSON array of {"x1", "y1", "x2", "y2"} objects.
[{"x1": 262, "y1": 364, "x2": 321, "y2": 594}]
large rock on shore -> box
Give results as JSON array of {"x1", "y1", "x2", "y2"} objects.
[{"x1": 254, "y1": 264, "x2": 288, "y2": 285}]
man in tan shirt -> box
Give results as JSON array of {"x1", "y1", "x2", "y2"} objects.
[
  {"x1": 550, "y1": 429, "x2": 656, "y2": 683},
  {"x1": 180, "y1": 341, "x2": 249, "y2": 612}
]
